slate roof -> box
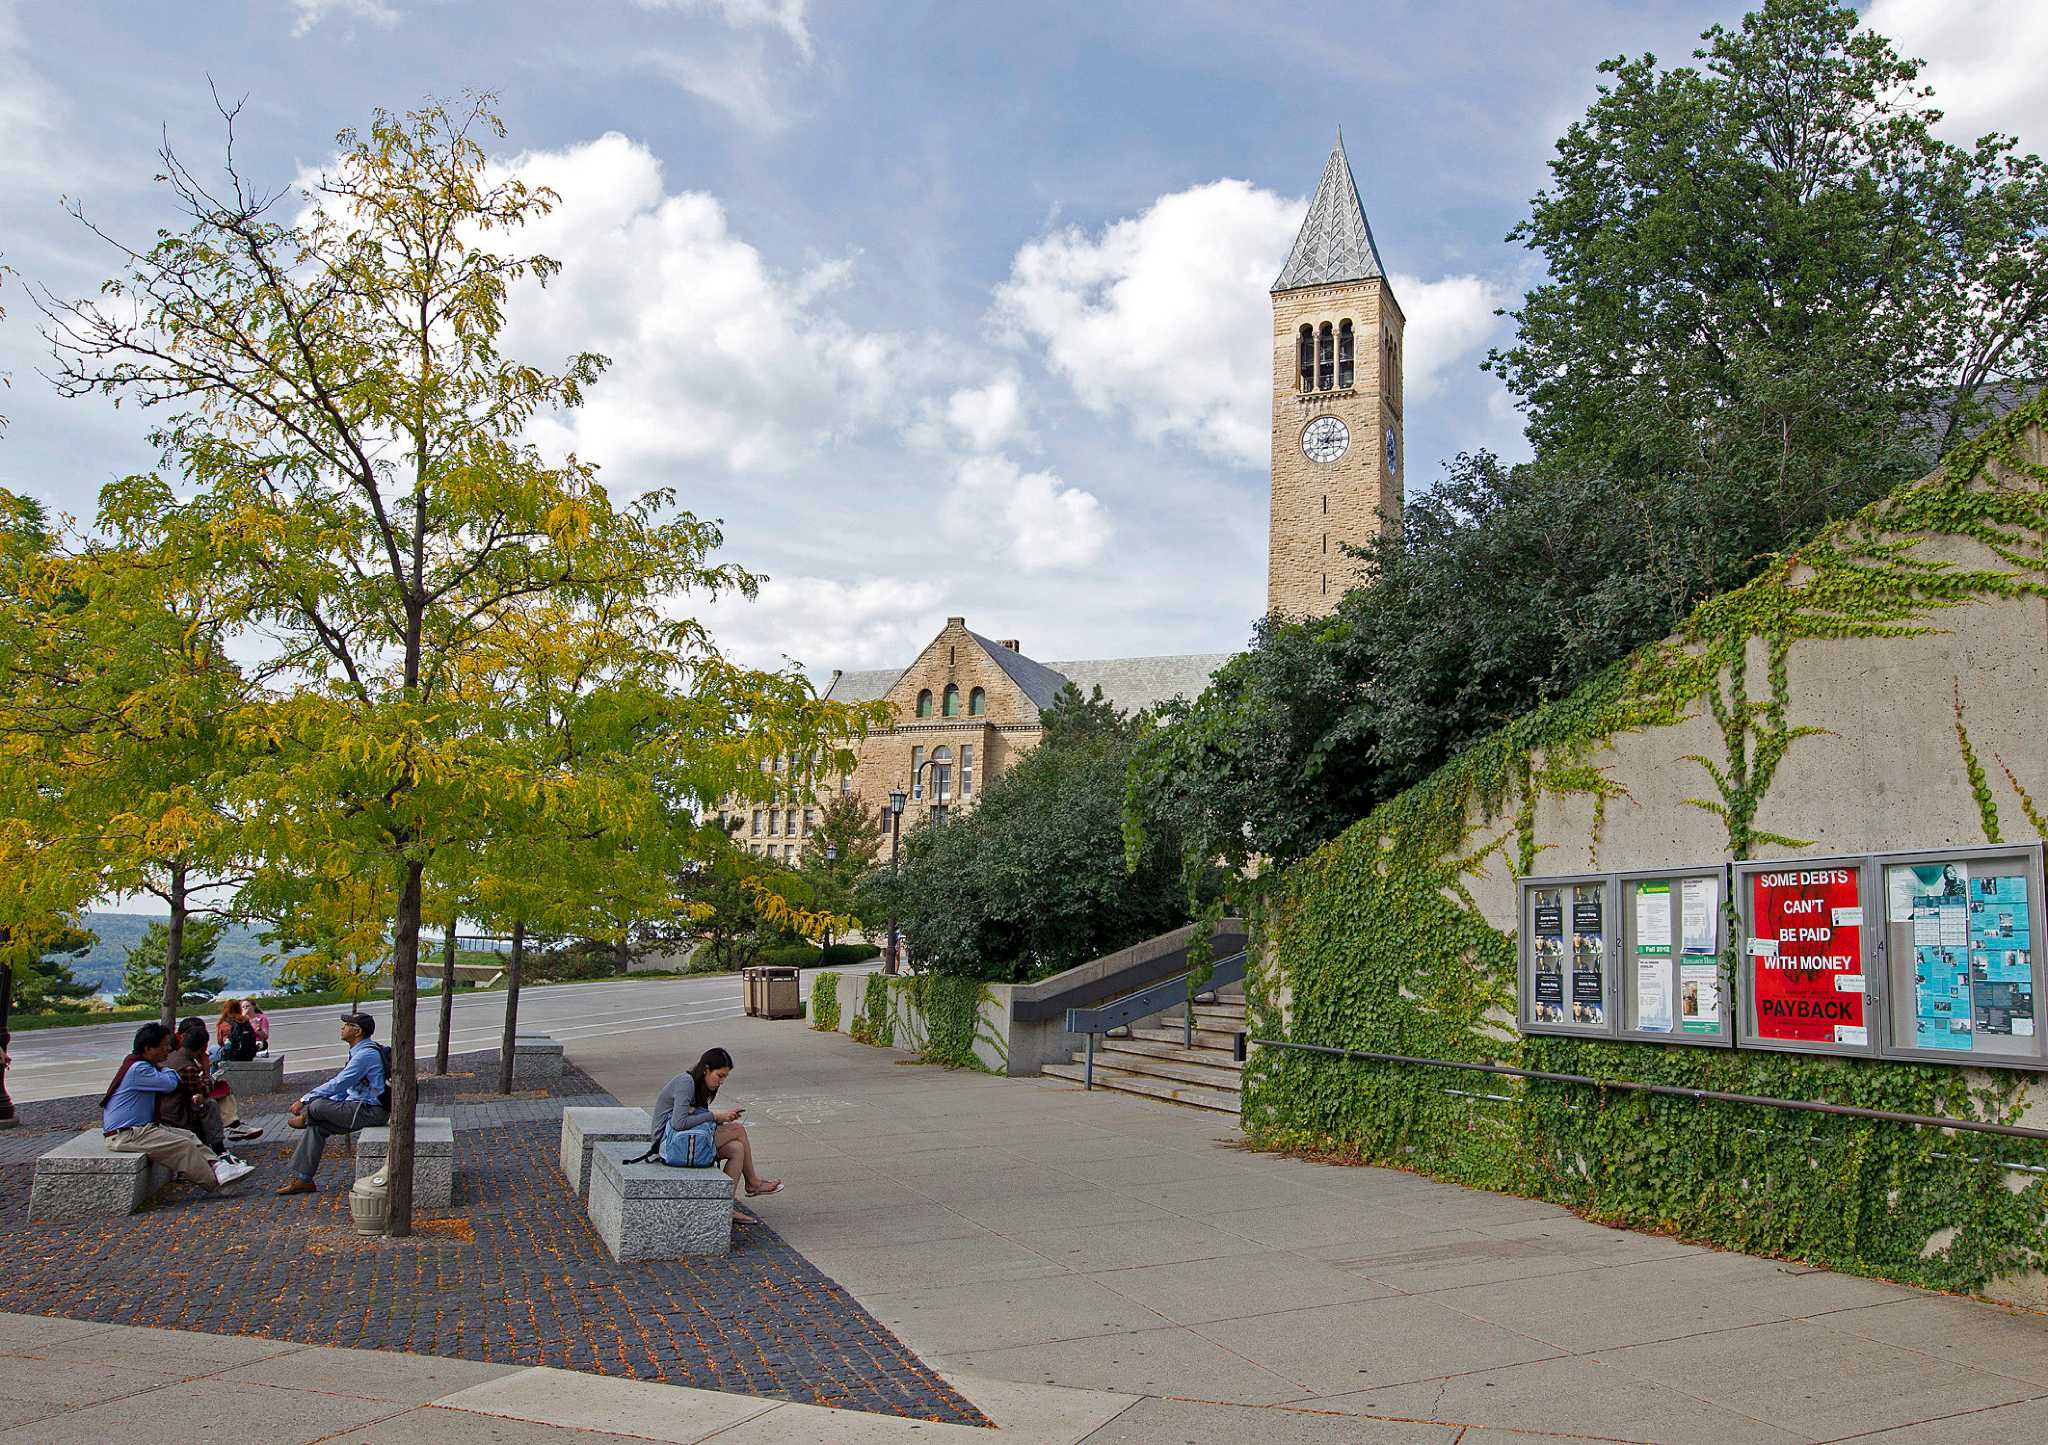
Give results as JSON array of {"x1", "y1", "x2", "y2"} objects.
[
  {"x1": 822, "y1": 668, "x2": 900, "y2": 704},
  {"x1": 1272, "y1": 130, "x2": 1387, "y2": 294},
  {"x1": 968, "y1": 632, "x2": 1076, "y2": 712},
  {"x1": 1048, "y1": 654, "x2": 1234, "y2": 715}
]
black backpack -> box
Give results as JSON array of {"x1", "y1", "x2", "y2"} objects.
[
  {"x1": 225, "y1": 1020, "x2": 258, "y2": 1062},
  {"x1": 373, "y1": 1043, "x2": 394, "y2": 1112}
]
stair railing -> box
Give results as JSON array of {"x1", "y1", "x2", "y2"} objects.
[{"x1": 1063, "y1": 950, "x2": 1248, "y2": 1089}]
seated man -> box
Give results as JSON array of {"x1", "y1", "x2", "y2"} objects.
[
  {"x1": 165, "y1": 1018, "x2": 263, "y2": 1157},
  {"x1": 277, "y1": 1012, "x2": 388, "y2": 1197},
  {"x1": 101, "y1": 1022, "x2": 256, "y2": 1192}
]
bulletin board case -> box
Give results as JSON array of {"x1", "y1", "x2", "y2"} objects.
[
  {"x1": 1734, "y1": 855, "x2": 1880, "y2": 1060},
  {"x1": 1517, "y1": 872, "x2": 1619, "y2": 1039},
  {"x1": 1616, "y1": 866, "x2": 1733, "y2": 1048}
]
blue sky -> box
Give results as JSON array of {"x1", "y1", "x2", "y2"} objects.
[{"x1": 1, "y1": 0, "x2": 2041, "y2": 677}]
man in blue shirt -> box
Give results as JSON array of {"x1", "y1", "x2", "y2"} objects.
[
  {"x1": 277, "y1": 1012, "x2": 389, "y2": 1196},
  {"x1": 101, "y1": 1022, "x2": 256, "y2": 1191}
]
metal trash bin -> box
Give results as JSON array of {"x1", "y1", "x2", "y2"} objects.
[
  {"x1": 759, "y1": 966, "x2": 803, "y2": 1020},
  {"x1": 741, "y1": 968, "x2": 763, "y2": 1017}
]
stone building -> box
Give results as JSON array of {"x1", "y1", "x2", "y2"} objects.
[{"x1": 720, "y1": 133, "x2": 1401, "y2": 859}]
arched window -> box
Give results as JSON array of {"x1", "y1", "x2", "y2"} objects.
[
  {"x1": 1316, "y1": 322, "x2": 1334, "y2": 390},
  {"x1": 1337, "y1": 320, "x2": 1354, "y2": 389},
  {"x1": 942, "y1": 684, "x2": 961, "y2": 717},
  {"x1": 932, "y1": 746, "x2": 953, "y2": 803},
  {"x1": 1296, "y1": 324, "x2": 1313, "y2": 391},
  {"x1": 916, "y1": 689, "x2": 933, "y2": 718},
  {"x1": 968, "y1": 687, "x2": 986, "y2": 716}
]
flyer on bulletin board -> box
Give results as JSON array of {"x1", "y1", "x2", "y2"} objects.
[
  {"x1": 1680, "y1": 876, "x2": 1717, "y2": 955},
  {"x1": 1570, "y1": 885, "x2": 1606, "y2": 1026},
  {"x1": 1908, "y1": 862, "x2": 1973, "y2": 1051},
  {"x1": 1749, "y1": 866, "x2": 1865, "y2": 1044},
  {"x1": 1636, "y1": 954, "x2": 1673, "y2": 1032},
  {"x1": 1968, "y1": 872, "x2": 2034, "y2": 1042},
  {"x1": 1680, "y1": 960, "x2": 1721, "y2": 1034}
]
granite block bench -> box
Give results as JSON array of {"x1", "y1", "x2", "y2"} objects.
[
  {"x1": 29, "y1": 1132, "x2": 174, "y2": 1221},
  {"x1": 587, "y1": 1140, "x2": 734, "y2": 1260},
  {"x1": 216, "y1": 1053, "x2": 285, "y2": 1095},
  {"x1": 559, "y1": 1106, "x2": 653, "y2": 1202},
  {"x1": 512, "y1": 1033, "x2": 565, "y2": 1084},
  {"x1": 355, "y1": 1116, "x2": 455, "y2": 1209}
]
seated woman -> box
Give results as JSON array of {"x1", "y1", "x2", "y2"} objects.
[
  {"x1": 209, "y1": 999, "x2": 243, "y2": 1062},
  {"x1": 650, "y1": 1046, "x2": 782, "y2": 1196}
]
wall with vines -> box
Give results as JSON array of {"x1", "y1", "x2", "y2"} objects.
[
  {"x1": 825, "y1": 968, "x2": 1007, "y2": 1072},
  {"x1": 1248, "y1": 404, "x2": 2048, "y2": 1299},
  {"x1": 809, "y1": 971, "x2": 840, "y2": 1034}
]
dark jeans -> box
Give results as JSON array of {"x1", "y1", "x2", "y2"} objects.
[{"x1": 289, "y1": 1098, "x2": 389, "y2": 1181}]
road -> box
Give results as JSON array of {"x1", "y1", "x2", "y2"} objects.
[{"x1": 3, "y1": 973, "x2": 748, "y2": 1103}]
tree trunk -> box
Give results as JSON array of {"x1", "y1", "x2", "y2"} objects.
[
  {"x1": 434, "y1": 912, "x2": 457, "y2": 1075},
  {"x1": 159, "y1": 863, "x2": 187, "y2": 1029},
  {"x1": 383, "y1": 857, "x2": 424, "y2": 1238},
  {"x1": 0, "y1": 954, "x2": 17, "y2": 1128},
  {"x1": 495, "y1": 920, "x2": 526, "y2": 1095},
  {"x1": 612, "y1": 934, "x2": 630, "y2": 977}
]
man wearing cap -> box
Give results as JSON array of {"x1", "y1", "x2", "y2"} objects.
[{"x1": 276, "y1": 1012, "x2": 388, "y2": 1197}]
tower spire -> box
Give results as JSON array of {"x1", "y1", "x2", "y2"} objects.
[{"x1": 1271, "y1": 130, "x2": 1386, "y2": 293}]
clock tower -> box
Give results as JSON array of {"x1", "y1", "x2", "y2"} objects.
[{"x1": 1268, "y1": 131, "x2": 1404, "y2": 618}]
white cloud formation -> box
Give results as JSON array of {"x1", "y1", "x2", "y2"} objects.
[
  {"x1": 632, "y1": 0, "x2": 813, "y2": 59},
  {"x1": 998, "y1": 179, "x2": 1509, "y2": 468},
  {"x1": 287, "y1": 0, "x2": 399, "y2": 38},
  {"x1": 1866, "y1": 0, "x2": 2048, "y2": 149},
  {"x1": 489, "y1": 133, "x2": 902, "y2": 477},
  {"x1": 907, "y1": 369, "x2": 1034, "y2": 454},
  {"x1": 697, "y1": 574, "x2": 944, "y2": 674},
  {"x1": 644, "y1": 44, "x2": 803, "y2": 133},
  {"x1": 945, "y1": 453, "x2": 1110, "y2": 571}
]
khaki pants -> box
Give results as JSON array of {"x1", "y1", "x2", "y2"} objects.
[{"x1": 106, "y1": 1124, "x2": 221, "y2": 1188}]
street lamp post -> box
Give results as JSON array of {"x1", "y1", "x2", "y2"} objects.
[{"x1": 885, "y1": 759, "x2": 948, "y2": 977}]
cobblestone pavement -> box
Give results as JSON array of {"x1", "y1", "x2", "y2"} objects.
[{"x1": 0, "y1": 1051, "x2": 989, "y2": 1427}]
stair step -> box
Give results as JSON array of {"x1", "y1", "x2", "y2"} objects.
[
  {"x1": 1192, "y1": 1003, "x2": 1246, "y2": 1022},
  {"x1": 1098, "y1": 1037, "x2": 1243, "y2": 1072},
  {"x1": 1074, "y1": 1049, "x2": 1244, "y2": 1090},
  {"x1": 1129, "y1": 1024, "x2": 1242, "y2": 1048},
  {"x1": 1042, "y1": 1062, "x2": 1240, "y2": 1115}
]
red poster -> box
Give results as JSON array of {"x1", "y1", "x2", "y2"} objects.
[{"x1": 1749, "y1": 867, "x2": 1866, "y2": 1044}]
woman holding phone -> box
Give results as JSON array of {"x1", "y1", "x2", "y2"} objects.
[{"x1": 649, "y1": 1046, "x2": 783, "y2": 1196}]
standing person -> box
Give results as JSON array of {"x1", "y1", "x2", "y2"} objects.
[
  {"x1": 246, "y1": 1000, "x2": 271, "y2": 1054},
  {"x1": 100, "y1": 1022, "x2": 255, "y2": 1192},
  {"x1": 649, "y1": 1047, "x2": 782, "y2": 1197},
  {"x1": 276, "y1": 1012, "x2": 388, "y2": 1197}
]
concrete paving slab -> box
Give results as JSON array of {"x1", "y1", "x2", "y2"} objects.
[
  {"x1": 0, "y1": 1378, "x2": 409, "y2": 1443},
  {"x1": 342, "y1": 1404, "x2": 655, "y2": 1443},
  {"x1": 214, "y1": 1343, "x2": 529, "y2": 1403},
  {"x1": 0, "y1": 1355, "x2": 175, "y2": 1408},
  {"x1": 1120, "y1": 1171, "x2": 1335, "y2": 1216},
  {"x1": 431, "y1": 1365, "x2": 777, "y2": 1442},
  {"x1": 861, "y1": 1273, "x2": 1175, "y2": 1355},
  {"x1": 1208, "y1": 1200, "x2": 1459, "y2": 1251},
  {"x1": 943, "y1": 1187, "x2": 1178, "y2": 1236},
  {"x1": 939, "y1": 1371, "x2": 1140, "y2": 1445},
  {"x1": 1325, "y1": 1219, "x2": 1696, "y2": 1295},
  {"x1": 0, "y1": 1313, "x2": 123, "y2": 1346},
  {"x1": 1312, "y1": 1351, "x2": 1811, "y2": 1445},
  {"x1": 1190, "y1": 1294, "x2": 1569, "y2": 1396},
  {"x1": 0, "y1": 1401, "x2": 63, "y2": 1432},
  {"x1": 1084, "y1": 1251, "x2": 1401, "y2": 1326},
  {"x1": 31, "y1": 1322, "x2": 309, "y2": 1371},
  {"x1": 899, "y1": 1168, "x2": 1111, "y2": 1207},
  {"x1": 701, "y1": 1401, "x2": 1012, "y2": 1442},
  {"x1": 1598, "y1": 1319, "x2": 2039, "y2": 1439},
  {"x1": 1053, "y1": 1149, "x2": 1266, "y2": 1188},
  {"x1": 1815, "y1": 1295, "x2": 2048, "y2": 1388},
  {"x1": 1005, "y1": 1216, "x2": 1272, "y2": 1273},
  {"x1": 1841, "y1": 1395, "x2": 2048, "y2": 1443},
  {"x1": 940, "y1": 1326, "x2": 1312, "y2": 1405},
  {"x1": 1072, "y1": 1397, "x2": 1462, "y2": 1444},
  {"x1": 761, "y1": 1201, "x2": 988, "y2": 1247},
  {"x1": 1371, "y1": 1185, "x2": 1571, "y2": 1229},
  {"x1": 793, "y1": 1233, "x2": 1070, "y2": 1294},
  {"x1": 999, "y1": 1131, "x2": 1184, "y2": 1165}
]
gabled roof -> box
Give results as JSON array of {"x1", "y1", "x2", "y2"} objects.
[
  {"x1": 822, "y1": 668, "x2": 900, "y2": 704},
  {"x1": 968, "y1": 632, "x2": 1073, "y2": 712},
  {"x1": 1049, "y1": 654, "x2": 1234, "y2": 716},
  {"x1": 1272, "y1": 130, "x2": 1387, "y2": 294}
]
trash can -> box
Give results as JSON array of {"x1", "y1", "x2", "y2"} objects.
[
  {"x1": 741, "y1": 968, "x2": 762, "y2": 1017},
  {"x1": 350, "y1": 1170, "x2": 391, "y2": 1236},
  {"x1": 760, "y1": 966, "x2": 803, "y2": 1020}
]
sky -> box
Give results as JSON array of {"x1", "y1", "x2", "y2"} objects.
[{"x1": 1, "y1": 0, "x2": 2044, "y2": 681}]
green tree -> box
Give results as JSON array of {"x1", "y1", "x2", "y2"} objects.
[
  {"x1": 797, "y1": 792, "x2": 884, "y2": 925},
  {"x1": 120, "y1": 916, "x2": 228, "y2": 1008},
  {"x1": 14, "y1": 925, "x2": 99, "y2": 1014}
]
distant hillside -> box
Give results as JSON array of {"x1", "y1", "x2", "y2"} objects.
[{"x1": 65, "y1": 913, "x2": 301, "y2": 999}]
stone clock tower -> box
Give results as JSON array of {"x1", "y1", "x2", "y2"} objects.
[{"x1": 1268, "y1": 132, "x2": 1404, "y2": 618}]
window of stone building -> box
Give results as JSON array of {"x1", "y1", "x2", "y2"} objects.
[
  {"x1": 942, "y1": 684, "x2": 960, "y2": 717},
  {"x1": 802, "y1": 808, "x2": 814, "y2": 833},
  {"x1": 932, "y1": 747, "x2": 952, "y2": 802},
  {"x1": 1338, "y1": 320, "x2": 1354, "y2": 389},
  {"x1": 911, "y1": 745, "x2": 925, "y2": 800},
  {"x1": 785, "y1": 809, "x2": 797, "y2": 836},
  {"x1": 840, "y1": 772, "x2": 852, "y2": 796},
  {"x1": 917, "y1": 689, "x2": 933, "y2": 717},
  {"x1": 961, "y1": 744, "x2": 974, "y2": 796},
  {"x1": 1317, "y1": 322, "x2": 1334, "y2": 390},
  {"x1": 969, "y1": 687, "x2": 986, "y2": 716},
  {"x1": 768, "y1": 808, "x2": 779, "y2": 835},
  {"x1": 751, "y1": 809, "x2": 763, "y2": 835},
  {"x1": 1296, "y1": 324, "x2": 1313, "y2": 390},
  {"x1": 783, "y1": 844, "x2": 793, "y2": 862}
]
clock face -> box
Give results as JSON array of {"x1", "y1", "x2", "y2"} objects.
[
  {"x1": 1301, "y1": 416, "x2": 1349, "y2": 464},
  {"x1": 1385, "y1": 425, "x2": 1399, "y2": 472}
]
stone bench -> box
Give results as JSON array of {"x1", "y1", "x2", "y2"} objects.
[
  {"x1": 587, "y1": 1140, "x2": 734, "y2": 1260},
  {"x1": 29, "y1": 1132, "x2": 174, "y2": 1221},
  {"x1": 559, "y1": 1106, "x2": 653, "y2": 1202},
  {"x1": 355, "y1": 1116, "x2": 455, "y2": 1209},
  {"x1": 216, "y1": 1053, "x2": 285, "y2": 1096},
  {"x1": 512, "y1": 1033, "x2": 564, "y2": 1084}
]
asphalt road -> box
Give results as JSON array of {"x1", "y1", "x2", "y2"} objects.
[{"x1": 3, "y1": 973, "x2": 749, "y2": 1104}]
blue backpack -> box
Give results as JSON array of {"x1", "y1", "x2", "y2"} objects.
[{"x1": 655, "y1": 1119, "x2": 718, "y2": 1168}]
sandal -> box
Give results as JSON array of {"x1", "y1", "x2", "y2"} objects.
[{"x1": 747, "y1": 1180, "x2": 785, "y2": 1197}]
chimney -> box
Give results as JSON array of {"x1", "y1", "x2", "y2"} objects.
[
  {"x1": 946, "y1": 615, "x2": 965, "y2": 627},
  {"x1": 999, "y1": 638, "x2": 1021, "y2": 653}
]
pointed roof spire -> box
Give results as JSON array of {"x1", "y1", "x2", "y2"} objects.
[{"x1": 1271, "y1": 130, "x2": 1387, "y2": 293}]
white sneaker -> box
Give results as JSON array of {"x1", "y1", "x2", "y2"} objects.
[{"x1": 214, "y1": 1158, "x2": 256, "y2": 1188}]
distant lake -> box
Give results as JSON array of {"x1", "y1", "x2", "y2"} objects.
[{"x1": 70, "y1": 913, "x2": 298, "y2": 1000}]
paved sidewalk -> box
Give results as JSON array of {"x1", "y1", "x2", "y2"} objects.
[
  {"x1": 578, "y1": 1014, "x2": 2048, "y2": 1444},
  {"x1": 0, "y1": 1313, "x2": 1136, "y2": 1443}
]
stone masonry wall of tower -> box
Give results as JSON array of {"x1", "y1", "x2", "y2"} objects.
[{"x1": 1267, "y1": 276, "x2": 1405, "y2": 618}]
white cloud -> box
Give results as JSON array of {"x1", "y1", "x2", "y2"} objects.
[
  {"x1": 1866, "y1": 0, "x2": 2048, "y2": 150},
  {"x1": 632, "y1": 0, "x2": 813, "y2": 60},
  {"x1": 287, "y1": 0, "x2": 399, "y2": 37},
  {"x1": 0, "y1": 4, "x2": 60, "y2": 190},
  {"x1": 907, "y1": 370, "x2": 1034, "y2": 454},
  {"x1": 945, "y1": 454, "x2": 1111, "y2": 571},
  {"x1": 491, "y1": 133, "x2": 903, "y2": 477},
  {"x1": 697, "y1": 574, "x2": 944, "y2": 674},
  {"x1": 644, "y1": 41, "x2": 804, "y2": 132},
  {"x1": 998, "y1": 180, "x2": 1509, "y2": 468}
]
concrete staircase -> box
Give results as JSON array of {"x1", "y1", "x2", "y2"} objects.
[{"x1": 1043, "y1": 992, "x2": 1244, "y2": 1115}]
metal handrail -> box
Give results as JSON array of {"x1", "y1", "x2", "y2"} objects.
[{"x1": 1066, "y1": 951, "x2": 1247, "y2": 1089}]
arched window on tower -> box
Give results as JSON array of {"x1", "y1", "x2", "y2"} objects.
[
  {"x1": 1337, "y1": 320, "x2": 1354, "y2": 389},
  {"x1": 969, "y1": 687, "x2": 986, "y2": 716},
  {"x1": 916, "y1": 689, "x2": 934, "y2": 718},
  {"x1": 1317, "y1": 322, "x2": 1334, "y2": 391},
  {"x1": 1296, "y1": 325, "x2": 1314, "y2": 391},
  {"x1": 942, "y1": 684, "x2": 960, "y2": 717}
]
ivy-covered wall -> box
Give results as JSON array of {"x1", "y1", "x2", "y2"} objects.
[
  {"x1": 1247, "y1": 404, "x2": 2048, "y2": 1303},
  {"x1": 817, "y1": 968, "x2": 1008, "y2": 1072}
]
